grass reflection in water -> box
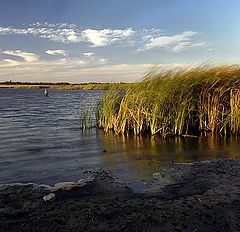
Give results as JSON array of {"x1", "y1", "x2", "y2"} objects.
[{"x1": 94, "y1": 130, "x2": 240, "y2": 181}]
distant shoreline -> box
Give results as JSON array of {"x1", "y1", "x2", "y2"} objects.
[{"x1": 0, "y1": 83, "x2": 133, "y2": 90}]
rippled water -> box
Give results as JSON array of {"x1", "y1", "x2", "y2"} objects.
[{"x1": 1, "y1": 88, "x2": 240, "y2": 190}]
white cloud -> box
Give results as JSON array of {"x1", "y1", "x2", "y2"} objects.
[
  {"x1": 3, "y1": 50, "x2": 38, "y2": 62},
  {"x1": 31, "y1": 22, "x2": 76, "y2": 29},
  {"x1": 139, "y1": 31, "x2": 199, "y2": 52},
  {"x1": 77, "y1": 60, "x2": 87, "y2": 65},
  {"x1": 97, "y1": 58, "x2": 107, "y2": 65},
  {"x1": 1, "y1": 59, "x2": 21, "y2": 67},
  {"x1": 191, "y1": 42, "x2": 206, "y2": 48},
  {"x1": 172, "y1": 41, "x2": 206, "y2": 52},
  {"x1": 37, "y1": 28, "x2": 82, "y2": 43},
  {"x1": 1, "y1": 49, "x2": 108, "y2": 70},
  {"x1": 0, "y1": 61, "x2": 153, "y2": 83},
  {"x1": 0, "y1": 23, "x2": 206, "y2": 52},
  {"x1": 84, "y1": 52, "x2": 95, "y2": 57},
  {"x1": 0, "y1": 25, "x2": 82, "y2": 43},
  {"x1": 81, "y1": 28, "x2": 134, "y2": 47},
  {"x1": 45, "y1": 49, "x2": 67, "y2": 56},
  {"x1": 172, "y1": 42, "x2": 191, "y2": 52},
  {"x1": 66, "y1": 30, "x2": 80, "y2": 42},
  {"x1": 1, "y1": 47, "x2": 110, "y2": 71},
  {"x1": 0, "y1": 47, "x2": 150, "y2": 82},
  {"x1": 0, "y1": 24, "x2": 134, "y2": 46}
]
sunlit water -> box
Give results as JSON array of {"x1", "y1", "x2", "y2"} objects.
[{"x1": 1, "y1": 88, "x2": 240, "y2": 190}]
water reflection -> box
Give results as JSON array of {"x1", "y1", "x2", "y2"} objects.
[{"x1": 98, "y1": 131, "x2": 240, "y2": 182}]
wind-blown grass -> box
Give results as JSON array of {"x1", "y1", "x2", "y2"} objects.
[{"x1": 96, "y1": 64, "x2": 240, "y2": 137}]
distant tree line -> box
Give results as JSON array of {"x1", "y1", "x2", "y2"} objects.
[
  {"x1": 0, "y1": 81, "x2": 71, "y2": 85},
  {"x1": 0, "y1": 81, "x2": 128, "y2": 85}
]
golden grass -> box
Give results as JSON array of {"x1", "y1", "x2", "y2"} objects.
[{"x1": 96, "y1": 64, "x2": 240, "y2": 136}]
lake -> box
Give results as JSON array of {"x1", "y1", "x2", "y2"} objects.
[{"x1": 1, "y1": 88, "x2": 240, "y2": 190}]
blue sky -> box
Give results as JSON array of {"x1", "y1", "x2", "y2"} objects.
[{"x1": 0, "y1": 0, "x2": 239, "y2": 83}]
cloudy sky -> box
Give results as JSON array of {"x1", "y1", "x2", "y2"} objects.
[{"x1": 0, "y1": 0, "x2": 239, "y2": 83}]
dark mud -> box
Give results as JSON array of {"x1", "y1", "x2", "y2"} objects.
[{"x1": 1, "y1": 158, "x2": 240, "y2": 232}]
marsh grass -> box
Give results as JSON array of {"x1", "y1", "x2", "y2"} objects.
[
  {"x1": 95, "y1": 91, "x2": 125, "y2": 132},
  {"x1": 79, "y1": 107, "x2": 93, "y2": 132},
  {"x1": 13, "y1": 85, "x2": 49, "y2": 89},
  {"x1": 78, "y1": 100, "x2": 95, "y2": 132},
  {"x1": 48, "y1": 83, "x2": 133, "y2": 90},
  {"x1": 96, "y1": 64, "x2": 240, "y2": 137}
]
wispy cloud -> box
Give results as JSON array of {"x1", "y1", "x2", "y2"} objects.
[
  {"x1": 1, "y1": 59, "x2": 21, "y2": 67},
  {"x1": 172, "y1": 41, "x2": 206, "y2": 52},
  {"x1": 83, "y1": 52, "x2": 95, "y2": 57},
  {"x1": 0, "y1": 24, "x2": 134, "y2": 46},
  {"x1": 31, "y1": 22, "x2": 76, "y2": 29},
  {"x1": 0, "y1": 26, "x2": 81, "y2": 43},
  {"x1": 81, "y1": 28, "x2": 134, "y2": 47},
  {"x1": 0, "y1": 23, "x2": 207, "y2": 52},
  {"x1": 45, "y1": 49, "x2": 67, "y2": 56},
  {"x1": 0, "y1": 60, "x2": 153, "y2": 83},
  {"x1": 0, "y1": 49, "x2": 108, "y2": 71},
  {"x1": 138, "y1": 31, "x2": 203, "y2": 52},
  {"x1": 172, "y1": 41, "x2": 191, "y2": 52},
  {"x1": 98, "y1": 58, "x2": 107, "y2": 65},
  {"x1": 2, "y1": 50, "x2": 38, "y2": 62},
  {"x1": 191, "y1": 42, "x2": 206, "y2": 48}
]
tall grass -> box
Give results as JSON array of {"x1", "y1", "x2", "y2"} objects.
[
  {"x1": 96, "y1": 64, "x2": 240, "y2": 136},
  {"x1": 79, "y1": 107, "x2": 93, "y2": 132}
]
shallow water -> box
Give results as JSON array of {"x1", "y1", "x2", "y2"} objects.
[{"x1": 1, "y1": 88, "x2": 240, "y2": 190}]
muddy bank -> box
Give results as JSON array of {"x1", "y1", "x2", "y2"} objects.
[{"x1": 1, "y1": 158, "x2": 240, "y2": 232}]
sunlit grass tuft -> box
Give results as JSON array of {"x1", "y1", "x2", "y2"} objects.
[{"x1": 96, "y1": 64, "x2": 240, "y2": 137}]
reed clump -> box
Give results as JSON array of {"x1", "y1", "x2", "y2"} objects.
[
  {"x1": 79, "y1": 107, "x2": 93, "y2": 132},
  {"x1": 96, "y1": 64, "x2": 240, "y2": 136}
]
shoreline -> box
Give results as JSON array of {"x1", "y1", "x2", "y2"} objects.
[
  {"x1": 1, "y1": 158, "x2": 240, "y2": 231},
  {"x1": 0, "y1": 84, "x2": 131, "y2": 90}
]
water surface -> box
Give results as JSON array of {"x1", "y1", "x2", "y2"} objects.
[{"x1": 1, "y1": 88, "x2": 240, "y2": 190}]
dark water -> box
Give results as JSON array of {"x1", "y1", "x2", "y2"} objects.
[{"x1": 1, "y1": 88, "x2": 240, "y2": 190}]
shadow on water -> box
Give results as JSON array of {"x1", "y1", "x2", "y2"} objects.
[{"x1": 1, "y1": 88, "x2": 240, "y2": 190}]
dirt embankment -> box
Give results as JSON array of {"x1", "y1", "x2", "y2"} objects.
[{"x1": 1, "y1": 158, "x2": 240, "y2": 232}]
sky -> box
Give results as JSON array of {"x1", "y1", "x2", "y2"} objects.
[{"x1": 0, "y1": 0, "x2": 239, "y2": 83}]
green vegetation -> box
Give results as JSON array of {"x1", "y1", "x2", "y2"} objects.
[
  {"x1": 0, "y1": 82, "x2": 133, "y2": 90},
  {"x1": 52, "y1": 83, "x2": 133, "y2": 90},
  {"x1": 0, "y1": 81, "x2": 70, "y2": 86},
  {"x1": 13, "y1": 85, "x2": 50, "y2": 89},
  {"x1": 96, "y1": 64, "x2": 240, "y2": 137},
  {"x1": 79, "y1": 106, "x2": 93, "y2": 132}
]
